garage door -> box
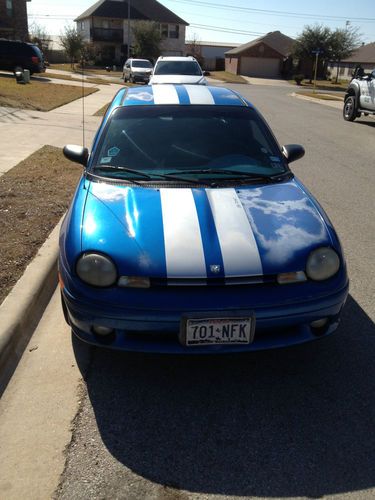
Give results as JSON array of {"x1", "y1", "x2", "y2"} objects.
[{"x1": 240, "y1": 57, "x2": 280, "y2": 77}]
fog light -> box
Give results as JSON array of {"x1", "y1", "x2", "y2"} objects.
[
  {"x1": 92, "y1": 325, "x2": 114, "y2": 336},
  {"x1": 310, "y1": 318, "x2": 328, "y2": 329}
]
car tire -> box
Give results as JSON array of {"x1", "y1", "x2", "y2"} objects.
[
  {"x1": 343, "y1": 95, "x2": 358, "y2": 121},
  {"x1": 124, "y1": 74, "x2": 127, "y2": 83},
  {"x1": 129, "y1": 75, "x2": 134, "y2": 83}
]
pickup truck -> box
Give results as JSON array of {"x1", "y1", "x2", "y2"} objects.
[{"x1": 343, "y1": 69, "x2": 375, "y2": 121}]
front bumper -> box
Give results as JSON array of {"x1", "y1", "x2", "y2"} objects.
[{"x1": 62, "y1": 280, "x2": 349, "y2": 354}]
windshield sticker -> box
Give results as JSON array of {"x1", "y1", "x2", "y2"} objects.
[
  {"x1": 100, "y1": 157, "x2": 112, "y2": 164},
  {"x1": 269, "y1": 156, "x2": 281, "y2": 162},
  {"x1": 108, "y1": 147, "x2": 120, "y2": 157}
]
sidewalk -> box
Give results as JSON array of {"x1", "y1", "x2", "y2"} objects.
[{"x1": 0, "y1": 82, "x2": 122, "y2": 176}]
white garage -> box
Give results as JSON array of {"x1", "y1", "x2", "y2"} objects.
[{"x1": 240, "y1": 57, "x2": 281, "y2": 78}]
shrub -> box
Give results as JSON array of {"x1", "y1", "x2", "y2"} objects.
[{"x1": 294, "y1": 74, "x2": 304, "y2": 85}]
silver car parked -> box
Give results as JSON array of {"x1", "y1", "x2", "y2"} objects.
[{"x1": 123, "y1": 58, "x2": 153, "y2": 84}]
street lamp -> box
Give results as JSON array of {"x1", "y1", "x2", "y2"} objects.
[{"x1": 127, "y1": 0, "x2": 131, "y2": 59}]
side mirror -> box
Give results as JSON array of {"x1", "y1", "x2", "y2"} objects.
[
  {"x1": 282, "y1": 144, "x2": 305, "y2": 163},
  {"x1": 203, "y1": 70, "x2": 210, "y2": 76},
  {"x1": 63, "y1": 145, "x2": 89, "y2": 166}
]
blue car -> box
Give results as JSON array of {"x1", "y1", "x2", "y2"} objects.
[{"x1": 59, "y1": 84, "x2": 348, "y2": 353}]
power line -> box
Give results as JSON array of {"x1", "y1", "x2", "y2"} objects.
[
  {"x1": 190, "y1": 23, "x2": 265, "y2": 36},
  {"x1": 167, "y1": 0, "x2": 375, "y2": 23}
]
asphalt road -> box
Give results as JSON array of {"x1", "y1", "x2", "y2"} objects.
[{"x1": 46, "y1": 84, "x2": 375, "y2": 499}]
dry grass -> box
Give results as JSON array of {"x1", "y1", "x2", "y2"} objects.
[
  {"x1": 0, "y1": 146, "x2": 82, "y2": 304},
  {"x1": 297, "y1": 90, "x2": 344, "y2": 101},
  {"x1": 41, "y1": 72, "x2": 110, "y2": 86},
  {"x1": 290, "y1": 80, "x2": 347, "y2": 92},
  {"x1": 94, "y1": 102, "x2": 111, "y2": 116},
  {"x1": 49, "y1": 63, "x2": 123, "y2": 78},
  {"x1": 209, "y1": 71, "x2": 248, "y2": 84},
  {"x1": 0, "y1": 75, "x2": 98, "y2": 111}
]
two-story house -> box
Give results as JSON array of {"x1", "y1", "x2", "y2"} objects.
[
  {"x1": 0, "y1": 0, "x2": 30, "y2": 40},
  {"x1": 75, "y1": 0, "x2": 188, "y2": 65}
]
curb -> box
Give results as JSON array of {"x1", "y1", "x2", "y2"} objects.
[{"x1": 0, "y1": 218, "x2": 63, "y2": 394}]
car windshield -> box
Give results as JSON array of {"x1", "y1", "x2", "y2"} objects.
[
  {"x1": 132, "y1": 60, "x2": 152, "y2": 68},
  {"x1": 154, "y1": 60, "x2": 202, "y2": 76},
  {"x1": 92, "y1": 105, "x2": 287, "y2": 181}
]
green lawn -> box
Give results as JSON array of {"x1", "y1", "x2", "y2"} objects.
[{"x1": 209, "y1": 71, "x2": 248, "y2": 84}]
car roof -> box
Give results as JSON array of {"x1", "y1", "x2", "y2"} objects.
[
  {"x1": 108, "y1": 85, "x2": 250, "y2": 110},
  {"x1": 156, "y1": 56, "x2": 196, "y2": 62}
]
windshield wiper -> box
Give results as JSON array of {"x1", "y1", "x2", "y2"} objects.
[
  {"x1": 94, "y1": 165, "x2": 202, "y2": 184},
  {"x1": 166, "y1": 168, "x2": 286, "y2": 182}
]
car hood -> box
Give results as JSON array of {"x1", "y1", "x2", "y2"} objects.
[
  {"x1": 82, "y1": 179, "x2": 332, "y2": 278},
  {"x1": 149, "y1": 74, "x2": 206, "y2": 85}
]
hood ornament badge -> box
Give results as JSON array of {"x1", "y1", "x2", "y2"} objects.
[{"x1": 210, "y1": 265, "x2": 221, "y2": 274}]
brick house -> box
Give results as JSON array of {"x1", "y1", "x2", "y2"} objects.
[
  {"x1": 225, "y1": 31, "x2": 294, "y2": 78},
  {"x1": 327, "y1": 42, "x2": 375, "y2": 81},
  {"x1": 75, "y1": 0, "x2": 188, "y2": 65},
  {"x1": 0, "y1": 0, "x2": 30, "y2": 41}
]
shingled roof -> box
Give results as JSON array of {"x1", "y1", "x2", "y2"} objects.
[
  {"x1": 225, "y1": 31, "x2": 294, "y2": 58},
  {"x1": 341, "y1": 42, "x2": 375, "y2": 64},
  {"x1": 75, "y1": 0, "x2": 188, "y2": 25}
]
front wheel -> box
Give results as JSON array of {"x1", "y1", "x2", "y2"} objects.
[{"x1": 343, "y1": 96, "x2": 358, "y2": 121}]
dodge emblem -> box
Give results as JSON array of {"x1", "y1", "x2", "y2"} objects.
[{"x1": 210, "y1": 265, "x2": 221, "y2": 274}]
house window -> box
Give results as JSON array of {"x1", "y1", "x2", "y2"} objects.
[
  {"x1": 169, "y1": 25, "x2": 179, "y2": 39},
  {"x1": 161, "y1": 24, "x2": 168, "y2": 39},
  {"x1": 6, "y1": 0, "x2": 13, "y2": 17}
]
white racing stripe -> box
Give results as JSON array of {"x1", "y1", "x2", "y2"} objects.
[
  {"x1": 207, "y1": 188, "x2": 263, "y2": 276},
  {"x1": 160, "y1": 189, "x2": 206, "y2": 278},
  {"x1": 152, "y1": 85, "x2": 179, "y2": 104},
  {"x1": 184, "y1": 85, "x2": 215, "y2": 105}
]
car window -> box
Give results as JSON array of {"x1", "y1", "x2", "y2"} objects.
[
  {"x1": 154, "y1": 60, "x2": 202, "y2": 76},
  {"x1": 92, "y1": 106, "x2": 286, "y2": 179},
  {"x1": 132, "y1": 60, "x2": 152, "y2": 68}
]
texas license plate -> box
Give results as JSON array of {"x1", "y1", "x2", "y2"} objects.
[{"x1": 180, "y1": 313, "x2": 255, "y2": 346}]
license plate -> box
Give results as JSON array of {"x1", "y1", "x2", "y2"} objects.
[{"x1": 180, "y1": 312, "x2": 255, "y2": 346}]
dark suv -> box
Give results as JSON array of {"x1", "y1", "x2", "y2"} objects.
[{"x1": 0, "y1": 39, "x2": 45, "y2": 74}]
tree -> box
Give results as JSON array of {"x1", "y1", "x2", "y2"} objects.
[
  {"x1": 132, "y1": 21, "x2": 161, "y2": 62},
  {"x1": 60, "y1": 26, "x2": 85, "y2": 69},
  {"x1": 330, "y1": 27, "x2": 362, "y2": 83},
  {"x1": 292, "y1": 25, "x2": 333, "y2": 81},
  {"x1": 186, "y1": 33, "x2": 204, "y2": 67},
  {"x1": 29, "y1": 22, "x2": 51, "y2": 52}
]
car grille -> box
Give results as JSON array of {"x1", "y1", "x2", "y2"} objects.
[{"x1": 150, "y1": 275, "x2": 276, "y2": 287}]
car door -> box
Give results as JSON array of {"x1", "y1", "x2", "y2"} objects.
[
  {"x1": 368, "y1": 70, "x2": 375, "y2": 110},
  {"x1": 359, "y1": 72, "x2": 375, "y2": 110},
  {"x1": 124, "y1": 61, "x2": 131, "y2": 80}
]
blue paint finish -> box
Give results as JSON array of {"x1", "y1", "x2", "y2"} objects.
[
  {"x1": 124, "y1": 86, "x2": 154, "y2": 106},
  {"x1": 192, "y1": 189, "x2": 225, "y2": 278},
  {"x1": 175, "y1": 85, "x2": 191, "y2": 104},
  {"x1": 82, "y1": 182, "x2": 167, "y2": 278},
  {"x1": 208, "y1": 86, "x2": 246, "y2": 106},
  {"x1": 237, "y1": 179, "x2": 332, "y2": 275}
]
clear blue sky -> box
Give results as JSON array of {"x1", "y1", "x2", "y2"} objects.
[{"x1": 28, "y1": 0, "x2": 375, "y2": 45}]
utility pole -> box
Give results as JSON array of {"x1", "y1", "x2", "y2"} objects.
[{"x1": 127, "y1": 0, "x2": 131, "y2": 59}]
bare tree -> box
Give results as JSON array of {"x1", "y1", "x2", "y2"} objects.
[
  {"x1": 29, "y1": 22, "x2": 51, "y2": 52},
  {"x1": 330, "y1": 27, "x2": 362, "y2": 83},
  {"x1": 60, "y1": 26, "x2": 85, "y2": 69},
  {"x1": 186, "y1": 33, "x2": 203, "y2": 63}
]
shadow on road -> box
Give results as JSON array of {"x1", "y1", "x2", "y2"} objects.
[{"x1": 75, "y1": 294, "x2": 375, "y2": 497}]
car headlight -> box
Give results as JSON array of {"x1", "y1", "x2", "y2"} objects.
[
  {"x1": 76, "y1": 252, "x2": 117, "y2": 287},
  {"x1": 306, "y1": 247, "x2": 340, "y2": 281}
]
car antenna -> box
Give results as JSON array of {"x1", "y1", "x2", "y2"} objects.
[{"x1": 81, "y1": 55, "x2": 85, "y2": 148}]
